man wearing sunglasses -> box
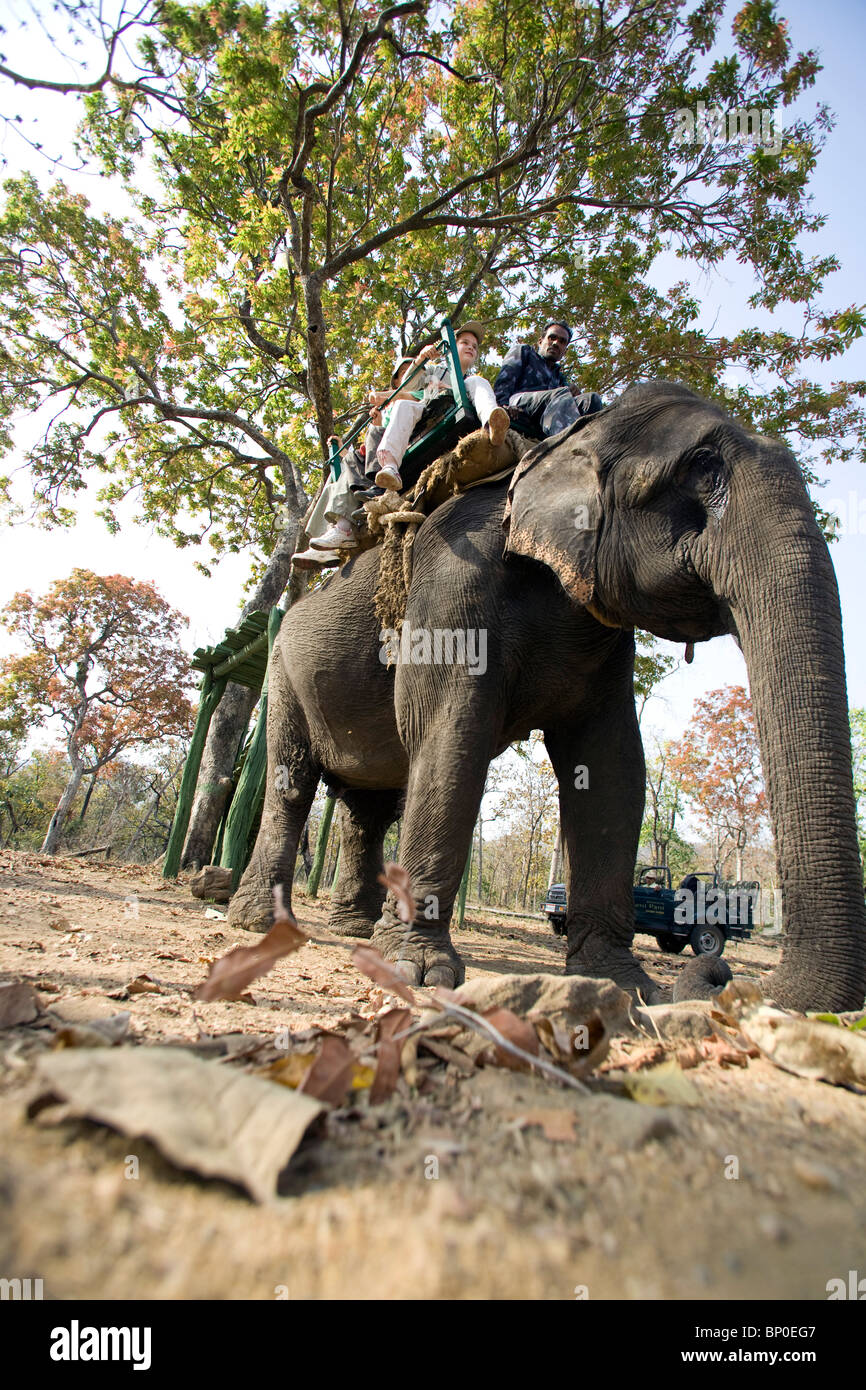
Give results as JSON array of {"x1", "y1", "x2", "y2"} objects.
[{"x1": 493, "y1": 320, "x2": 602, "y2": 439}]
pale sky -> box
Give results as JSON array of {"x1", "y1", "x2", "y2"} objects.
[{"x1": 1, "y1": 0, "x2": 863, "y2": 751}]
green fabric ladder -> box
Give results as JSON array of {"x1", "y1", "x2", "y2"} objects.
[{"x1": 163, "y1": 607, "x2": 283, "y2": 878}]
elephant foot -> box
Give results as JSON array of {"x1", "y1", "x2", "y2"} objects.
[
  {"x1": 226, "y1": 879, "x2": 277, "y2": 934},
  {"x1": 766, "y1": 962, "x2": 866, "y2": 1014},
  {"x1": 326, "y1": 909, "x2": 375, "y2": 940},
  {"x1": 566, "y1": 942, "x2": 666, "y2": 1005},
  {"x1": 371, "y1": 917, "x2": 466, "y2": 988}
]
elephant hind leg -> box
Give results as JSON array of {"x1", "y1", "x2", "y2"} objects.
[
  {"x1": 328, "y1": 788, "x2": 404, "y2": 938},
  {"x1": 228, "y1": 676, "x2": 320, "y2": 933}
]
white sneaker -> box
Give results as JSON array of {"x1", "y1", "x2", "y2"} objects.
[
  {"x1": 375, "y1": 462, "x2": 403, "y2": 491},
  {"x1": 293, "y1": 547, "x2": 342, "y2": 569},
  {"x1": 311, "y1": 520, "x2": 357, "y2": 550},
  {"x1": 486, "y1": 406, "x2": 510, "y2": 447}
]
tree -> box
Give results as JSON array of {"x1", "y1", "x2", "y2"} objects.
[
  {"x1": 1, "y1": 0, "x2": 863, "y2": 865},
  {"x1": 641, "y1": 734, "x2": 693, "y2": 873},
  {"x1": 673, "y1": 685, "x2": 768, "y2": 881},
  {"x1": 635, "y1": 635, "x2": 679, "y2": 723},
  {"x1": 498, "y1": 736, "x2": 558, "y2": 909},
  {"x1": 0, "y1": 570, "x2": 193, "y2": 853},
  {"x1": 0, "y1": 736, "x2": 69, "y2": 848}
]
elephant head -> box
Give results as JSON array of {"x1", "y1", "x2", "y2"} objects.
[{"x1": 504, "y1": 380, "x2": 866, "y2": 1011}]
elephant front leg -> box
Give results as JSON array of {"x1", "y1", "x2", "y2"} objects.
[
  {"x1": 370, "y1": 730, "x2": 489, "y2": 988},
  {"x1": 545, "y1": 699, "x2": 664, "y2": 1002}
]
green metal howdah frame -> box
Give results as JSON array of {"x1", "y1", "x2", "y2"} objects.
[
  {"x1": 326, "y1": 315, "x2": 478, "y2": 482},
  {"x1": 164, "y1": 316, "x2": 479, "y2": 884}
]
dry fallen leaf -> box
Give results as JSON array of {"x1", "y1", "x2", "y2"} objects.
[
  {"x1": 260, "y1": 1054, "x2": 317, "y2": 1088},
  {"x1": 532, "y1": 1010, "x2": 610, "y2": 1078},
  {"x1": 676, "y1": 1044, "x2": 703, "y2": 1070},
  {"x1": 699, "y1": 1034, "x2": 751, "y2": 1068},
  {"x1": 620, "y1": 1042, "x2": 667, "y2": 1072},
  {"x1": 481, "y1": 1007, "x2": 540, "y2": 1071},
  {"x1": 401, "y1": 1034, "x2": 420, "y2": 1088},
  {"x1": 52, "y1": 1011, "x2": 131, "y2": 1049},
  {"x1": 712, "y1": 976, "x2": 764, "y2": 1024},
  {"x1": 29, "y1": 1047, "x2": 324, "y2": 1202},
  {"x1": 0, "y1": 980, "x2": 39, "y2": 1028},
  {"x1": 299, "y1": 1034, "x2": 357, "y2": 1106},
  {"x1": 621, "y1": 1059, "x2": 701, "y2": 1107},
  {"x1": 740, "y1": 1007, "x2": 866, "y2": 1087},
  {"x1": 514, "y1": 1107, "x2": 577, "y2": 1142},
  {"x1": 127, "y1": 974, "x2": 163, "y2": 996},
  {"x1": 378, "y1": 862, "x2": 416, "y2": 925},
  {"x1": 418, "y1": 1035, "x2": 477, "y2": 1075},
  {"x1": 194, "y1": 888, "x2": 307, "y2": 1003},
  {"x1": 351, "y1": 944, "x2": 417, "y2": 1006},
  {"x1": 370, "y1": 1007, "x2": 411, "y2": 1103}
]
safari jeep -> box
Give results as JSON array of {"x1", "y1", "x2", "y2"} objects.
[
  {"x1": 542, "y1": 882, "x2": 568, "y2": 936},
  {"x1": 632, "y1": 866, "x2": 756, "y2": 957}
]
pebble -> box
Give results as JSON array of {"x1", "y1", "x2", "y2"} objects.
[
  {"x1": 757, "y1": 1212, "x2": 789, "y2": 1243},
  {"x1": 791, "y1": 1158, "x2": 842, "y2": 1192}
]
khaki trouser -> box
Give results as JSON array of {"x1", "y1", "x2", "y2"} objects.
[
  {"x1": 303, "y1": 469, "x2": 357, "y2": 540},
  {"x1": 378, "y1": 376, "x2": 498, "y2": 467}
]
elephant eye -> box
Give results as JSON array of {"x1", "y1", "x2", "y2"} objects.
[{"x1": 687, "y1": 448, "x2": 722, "y2": 470}]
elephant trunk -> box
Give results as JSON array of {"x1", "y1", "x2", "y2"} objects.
[{"x1": 726, "y1": 497, "x2": 866, "y2": 1010}]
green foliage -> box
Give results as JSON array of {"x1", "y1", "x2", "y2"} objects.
[
  {"x1": 0, "y1": 743, "x2": 187, "y2": 857},
  {"x1": 0, "y1": 0, "x2": 861, "y2": 572},
  {"x1": 638, "y1": 820, "x2": 697, "y2": 884},
  {"x1": 635, "y1": 632, "x2": 677, "y2": 712},
  {"x1": 0, "y1": 741, "x2": 68, "y2": 848}
]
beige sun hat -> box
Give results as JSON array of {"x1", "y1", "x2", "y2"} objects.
[
  {"x1": 455, "y1": 320, "x2": 485, "y2": 347},
  {"x1": 390, "y1": 355, "x2": 416, "y2": 386}
]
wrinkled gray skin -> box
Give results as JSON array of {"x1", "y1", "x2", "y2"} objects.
[{"x1": 230, "y1": 382, "x2": 866, "y2": 1011}]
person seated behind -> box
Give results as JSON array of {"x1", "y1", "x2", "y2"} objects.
[
  {"x1": 292, "y1": 435, "x2": 366, "y2": 569},
  {"x1": 363, "y1": 354, "x2": 418, "y2": 482},
  {"x1": 293, "y1": 355, "x2": 426, "y2": 568},
  {"x1": 493, "y1": 319, "x2": 602, "y2": 439},
  {"x1": 372, "y1": 322, "x2": 510, "y2": 493}
]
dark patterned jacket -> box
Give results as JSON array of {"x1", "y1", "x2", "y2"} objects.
[{"x1": 493, "y1": 343, "x2": 569, "y2": 406}]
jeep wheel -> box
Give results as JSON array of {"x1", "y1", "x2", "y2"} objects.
[
  {"x1": 690, "y1": 924, "x2": 726, "y2": 957},
  {"x1": 656, "y1": 932, "x2": 687, "y2": 955}
]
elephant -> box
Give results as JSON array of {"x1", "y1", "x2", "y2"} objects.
[{"x1": 228, "y1": 380, "x2": 866, "y2": 1012}]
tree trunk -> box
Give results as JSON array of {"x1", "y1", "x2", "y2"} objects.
[
  {"x1": 303, "y1": 275, "x2": 335, "y2": 452},
  {"x1": 306, "y1": 794, "x2": 336, "y2": 898},
  {"x1": 298, "y1": 818, "x2": 313, "y2": 876},
  {"x1": 547, "y1": 821, "x2": 562, "y2": 888},
  {"x1": 42, "y1": 764, "x2": 85, "y2": 855},
  {"x1": 78, "y1": 773, "x2": 98, "y2": 822},
  {"x1": 181, "y1": 523, "x2": 300, "y2": 870}
]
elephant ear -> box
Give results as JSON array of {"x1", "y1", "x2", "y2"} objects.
[{"x1": 503, "y1": 436, "x2": 603, "y2": 606}]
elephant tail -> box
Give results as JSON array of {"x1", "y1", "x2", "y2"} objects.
[{"x1": 672, "y1": 955, "x2": 733, "y2": 1003}]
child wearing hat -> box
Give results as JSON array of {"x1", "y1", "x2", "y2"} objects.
[{"x1": 373, "y1": 323, "x2": 509, "y2": 493}]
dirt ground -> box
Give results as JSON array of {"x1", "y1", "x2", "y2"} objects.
[{"x1": 1, "y1": 849, "x2": 865, "y2": 1302}]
